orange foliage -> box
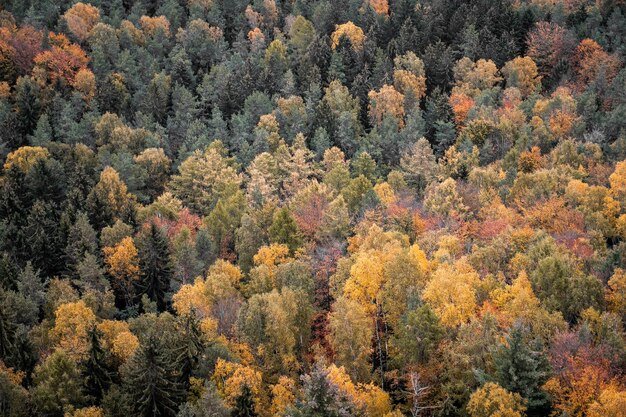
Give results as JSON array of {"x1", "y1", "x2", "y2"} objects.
[
  {"x1": 545, "y1": 334, "x2": 623, "y2": 417},
  {"x1": 549, "y1": 109, "x2": 576, "y2": 138},
  {"x1": 522, "y1": 197, "x2": 585, "y2": 235},
  {"x1": 369, "y1": 0, "x2": 389, "y2": 15},
  {"x1": 0, "y1": 25, "x2": 43, "y2": 78},
  {"x1": 139, "y1": 15, "x2": 170, "y2": 38},
  {"x1": 34, "y1": 32, "x2": 88, "y2": 83},
  {"x1": 331, "y1": 21, "x2": 365, "y2": 50},
  {"x1": 449, "y1": 92, "x2": 475, "y2": 126},
  {"x1": 63, "y1": 2, "x2": 100, "y2": 41},
  {"x1": 518, "y1": 146, "x2": 544, "y2": 173},
  {"x1": 247, "y1": 27, "x2": 265, "y2": 50},
  {"x1": 571, "y1": 39, "x2": 620, "y2": 89}
]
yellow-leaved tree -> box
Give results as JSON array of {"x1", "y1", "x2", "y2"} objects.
[
  {"x1": 423, "y1": 260, "x2": 480, "y2": 327},
  {"x1": 103, "y1": 236, "x2": 140, "y2": 306},
  {"x1": 331, "y1": 22, "x2": 365, "y2": 50},
  {"x1": 368, "y1": 84, "x2": 405, "y2": 127},
  {"x1": 50, "y1": 300, "x2": 96, "y2": 361},
  {"x1": 212, "y1": 359, "x2": 264, "y2": 414},
  {"x1": 467, "y1": 382, "x2": 527, "y2": 417}
]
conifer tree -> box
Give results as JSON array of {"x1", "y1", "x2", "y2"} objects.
[
  {"x1": 285, "y1": 362, "x2": 354, "y2": 417},
  {"x1": 123, "y1": 337, "x2": 184, "y2": 417},
  {"x1": 82, "y1": 326, "x2": 112, "y2": 402},
  {"x1": 481, "y1": 325, "x2": 551, "y2": 416},
  {"x1": 137, "y1": 223, "x2": 173, "y2": 312},
  {"x1": 231, "y1": 385, "x2": 257, "y2": 417},
  {"x1": 173, "y1": 311, "x2": 204, "y2": 388},
  {"x1": 268, "y1": 207, "x2": 303, "y2": 254}
]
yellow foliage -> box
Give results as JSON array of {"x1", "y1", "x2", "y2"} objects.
[
  {"x1": 212, "y1": 359, "x2": 263, "y2": 411},
  {"x1": 97, "y1": 320, "x2": 139, "y2": 362},
  {"x1": 3, "y1": 146, "x2": 49, "y2": 173},
  {"x1": 326, "y1": 364, "x2": 392, "y2": 417},
  {"x1": 139, "y1": 15, "x2": 170, "y2": 37},
  {"x1": 50, "y1": 300, "x2": 96, "y2": 361},
  {"x1": 64, "y1": 406, "x2": 105, "y2": 417},
  {"x1": 253, "y1": 243, "x2": 291, "y2": 284},
  {"x1": 453, "y1": 57, "x2": 502, "y2": 97},
  {"x1": 393, "y1": 69, "x2": 426, "y2": 102},
  {"x1": 610, "y1": 160, "x2": 626, "y2": 203},
  {"x1": 502, "y1": 56, "x2": 541, "y2": 97},
  {"x1": 587, "y1": 386, "x2": 626, "y2": 417},
  {"x1": 467, "y1": 382, "x2": 527, "y2": 417},
  {"x1": 408, "y1": 243, "x2": 430, "y2": 274},
  {"x1": 607, "y1": 268, "x2": 626, "y2": 320},
  {"x1": 344, "y1": 251, "x2": 385, "y2": 313},
  {"x1": 491, "y1": 271, "x2": 566, "y2": 339},
  {"x1": 368, "y1": 84, "x2": 405, "y2": 127},
  {"x1": 208, "y1": 259, "x2": 243, "y2": 287},
  {"x1": 73, "y1": 68, "x2": 96, "y2": 102},
  {"x1": 373, "y1": 182, "x2": 396, "y2": 206},
  {"x1": 173, "y1": 278, "x2": 211, "y2": 318},
  {"x1": 270, "y1": 376, "x2": 296, "y2": 416},
  {"x1": 423, "y1": 260, "x2": 479, "y2": 327},
  {"x1": 331, "y1": 21, "x2": 365, "y2": 50},
  {"x1": 103, "y1": 237, "x2": 140, "y2": 305},
  {"x1": 433, "y1": 234, "x2": 461, "y2": 264}
]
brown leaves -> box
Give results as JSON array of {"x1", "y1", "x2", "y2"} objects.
[{"x1": 63, "y1": 2, "x2": 100, "y2": 42}]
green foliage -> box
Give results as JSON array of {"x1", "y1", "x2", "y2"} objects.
[
  {"x1": 268, "y1": 207, "x2": 303, "y2": 254},
  {"x1": 2, "y1": 2, "x2": 626, "y2": 416},
  {"x1": 137, "y1": 223, "x2": 173, "y2": 311},
  {"x1": 31, "y1": 351, "x2": 86, "y2": 416},
  {"x1": 122, "y1": 336, "x2": 185, "y2": 417}
]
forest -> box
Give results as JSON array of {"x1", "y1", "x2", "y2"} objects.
[{"x1": 1, "y1": 0, "x2": 626, "y2": 416}]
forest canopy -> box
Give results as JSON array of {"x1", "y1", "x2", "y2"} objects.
[{"x1": 2, "y1": 0, "x2": 626, "y2": 416}]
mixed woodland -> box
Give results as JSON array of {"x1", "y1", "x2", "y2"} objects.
[{"x1": 2, "y1": 0, "x2": 626, "y2": 416}]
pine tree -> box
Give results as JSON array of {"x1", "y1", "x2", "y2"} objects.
[
  {"x1": 14, "y1": 76, "x2": 41, "y2": 143},
  {"x1": 482, "y1": 325, "x2": 551, "y2": 416},
  {"x1": 123, "y1": 337, "x2": 184, "y2": 417},
  {"x1": 82, "y1": 326, "x2": 112, "y2": 402},
  {"x1": 231, "y1": 385, "x2": 257, "y2": 417},
  {"x1": 285, "y1": 362, "x2": 354, "y2": 417},
  {"x1": 173, "y1": 312, "x2": 204, "y2": 388},
  {"x1": 0, "y1": 289, "x2": 17, "y2": 360},
  {"x1": 268, "y1": 207, "x2": 303, "y2": 254},
  {"x1": 65, "y1": 212, "x2": 98, "y2": 275},
  {"x1": 137, "y1": 223, "x2": 173, "y2": 312}
]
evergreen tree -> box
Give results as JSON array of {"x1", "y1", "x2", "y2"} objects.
[
  {"x1": 479, "y1": 324, "x2": 551, "y2": 417},
  {"x1": 268, "y1": 207, "x2": 303, "y2": 254},
  {"x1": 14, "y1": 76, "x2": 41, "y2": 145},
  {"x1": 230, "y1": 385, "x2": 257, "y2": 417},
  {"x1": 82, "y1": 326, "x2": 112, "y2": 402},
  {"x1": 285, "y1": 362, "x2": 354, "y2": 417},
  {"x1": 65, "y1": 212, "x2": 98, "y2": 275},
  {"x1": 137, "y1": 223, "x2": 173, "y2": 312},
  {"x1": 173, "y1": 312, "x2": 204, "y2": 387},
  {"x1": 0, "y1": 289, "x2": 17, "y2": 360},
  {"x1": 123, "y1": 337, "x2": 184, "y2": 417}
]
